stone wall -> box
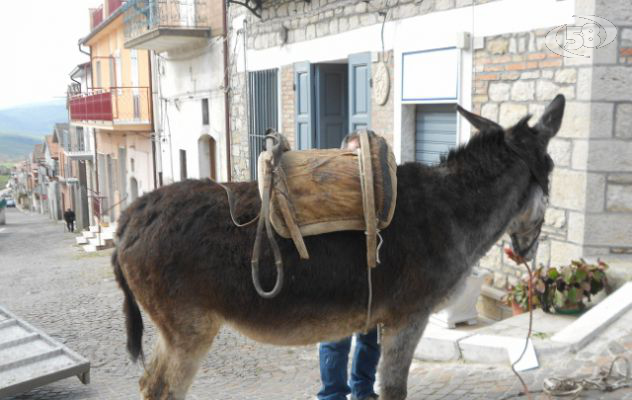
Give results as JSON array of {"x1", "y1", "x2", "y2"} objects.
[
  {"x1": 240, "y1": 0, "x2": 501, "y2": 51},
  {"x1": 474, "y1": 19, "x2": 632, "y2": 288}
]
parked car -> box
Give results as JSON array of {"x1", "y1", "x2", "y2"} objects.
[{"x1": 6, "y1": 199, "x2": 15, "y2": 207}]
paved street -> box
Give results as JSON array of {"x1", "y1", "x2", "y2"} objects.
[{"x1": 1, "y1": 208, "x2": 631, "y2": 399}]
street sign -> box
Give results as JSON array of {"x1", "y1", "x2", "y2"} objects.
[{"x1": 0, "y1": 306, "x2": 90, "y2": 397}]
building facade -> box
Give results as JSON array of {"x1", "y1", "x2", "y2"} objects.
[
  {"x1": 226, "y1": 0, "x2": 632, "y2": 289},
  {"x1": 122, "y1": 0, "x2": 229, "y2": 185},
  {"x1": 69, "y1": 0, "x2": 155, "y2": 224}
]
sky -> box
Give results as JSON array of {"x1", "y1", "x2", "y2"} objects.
[{"x1": 0, "y1": 0, "x2": 102, "y2": 109}]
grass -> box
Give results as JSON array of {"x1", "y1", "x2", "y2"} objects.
[{"x1": 0, "y1": 175, "x2": 9, "y2": 188}]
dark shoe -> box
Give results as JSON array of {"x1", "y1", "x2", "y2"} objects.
[{"x1": 351, "y1": 395, "x2": 378, "y2": 400}]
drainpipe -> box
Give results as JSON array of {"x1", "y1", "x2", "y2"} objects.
[
  {"x1": 222, "y1": 0, "x2": 232, "y2": 181},
  {"x1": 148, "y1": 50, "x2": 157, "y2": 189}
]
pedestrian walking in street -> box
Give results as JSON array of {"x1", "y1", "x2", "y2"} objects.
[
  {"x1": 63, "y1": 208, "x2": 76, "y2": 232},
  {"x1": 317, "y1": 328, "x2": 380, "y2": 400}
]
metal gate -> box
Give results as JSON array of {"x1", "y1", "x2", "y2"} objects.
[
  {"x1": 248, "y1": 69, "x2": 278, "y2": 180},
  {"x1": 415, "y1": 104, "x2": 457, "y2": 165},
  {"x1": 0, "y1": 306, "x2": 90, "y2": 397}
]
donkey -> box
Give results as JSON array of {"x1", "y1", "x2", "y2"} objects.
[{"x1": 113, "y1": 95, "x2": 565, "y2": 400}]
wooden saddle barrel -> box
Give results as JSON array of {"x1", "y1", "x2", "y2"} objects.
[{"x1": 257, "y1": 130, "x2": 397, "y2": 268}]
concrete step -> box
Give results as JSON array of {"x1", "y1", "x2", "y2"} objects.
[
  {"x1": 75, "y1": 236, "x2": 88, "y2": 245},
  {"x1": 415, "y1": 285, "x2": 632, "y2": 369},
  {"x1": 82, "y1": 230, "x2": 95, "y2": 239},
  {"x1": 88, "y1": 237, "x2": 113, "y2": 247},
  {"x1": 89, "y1": 225, "x2": 100, "y2": 233}
]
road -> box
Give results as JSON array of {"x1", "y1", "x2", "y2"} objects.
[{"x1": 1, "y1": 208, "x2": 631, "y2": 400}]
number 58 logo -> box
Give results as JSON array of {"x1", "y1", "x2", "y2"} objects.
[{"x1": 545, "y1": 15, "x2": 618, "y2": 58}]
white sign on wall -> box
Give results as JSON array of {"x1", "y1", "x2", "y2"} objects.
[{"x1": 402, "y1": 47, "x2": 459, "y2": 102}]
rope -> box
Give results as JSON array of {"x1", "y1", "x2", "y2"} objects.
[
  {"x1": 212, "y1": 180, "x2": 259, "y2": 228},
  {"x1": 502, "y1": 248, "x2": 632, "y2": 400}
]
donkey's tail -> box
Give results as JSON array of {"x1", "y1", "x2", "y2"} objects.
[{"x1": 112, "y1": 249, "x2": 144, "y2": 363}]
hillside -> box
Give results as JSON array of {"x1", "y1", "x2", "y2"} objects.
[
  {"x1": 0, "y1": 100, "x2": 67, "y2": 136},
  {"x1": 0, "y1": 132, "x2": 43, "y2": 162},
  {"x1": 0, "y1": 100, "x2": 67, "y2": 162}
]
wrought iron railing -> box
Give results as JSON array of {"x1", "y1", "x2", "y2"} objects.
[
  {"x1": 123, "y1": 0, "x2": 211, "y2": 41},
  {"x1": 69, "y1": 87, "x2": 150, "y2": 124}
]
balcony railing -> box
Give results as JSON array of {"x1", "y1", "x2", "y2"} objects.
[
  {"x1": 124, "y1": 0, "x2": 211, "y2": 42},
  {"x1": 69, "y1": 87, "x2": 150, "y2": 126}
]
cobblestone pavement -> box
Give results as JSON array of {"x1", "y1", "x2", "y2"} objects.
[{"x1": 1, "y1": 208, "x2": 631, "y2": 400}]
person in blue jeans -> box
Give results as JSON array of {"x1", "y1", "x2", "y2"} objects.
[{"x1": 317, "y1": 328, "x2": 380, "y2": 400}]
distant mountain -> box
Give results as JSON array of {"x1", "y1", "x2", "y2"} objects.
[
  {"x1": 0, "y1": 100, "x2": 67, "y2": 136},
  {"x1": 0, "y1": 132, "x2": 42, "y2": 162}
]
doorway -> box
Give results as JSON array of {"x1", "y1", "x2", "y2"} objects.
[
  {"x1": 198, "y1": 134, "x2": 217, "y2": 180},
  {"x1": 294, "y1": 52, "x2": 371, "y2": 150}
]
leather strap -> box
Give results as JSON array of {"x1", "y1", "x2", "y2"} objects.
[{"x1": 358, "y1": 130, "x2": 378, "y2": 269}]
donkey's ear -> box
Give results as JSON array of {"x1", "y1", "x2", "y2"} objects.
[
  {"x1": 534, "y1": 95, "x2": 565, "y2": 142},
  {"x1": 456, "y1": 105, "x2": 502, "y2": 132}
]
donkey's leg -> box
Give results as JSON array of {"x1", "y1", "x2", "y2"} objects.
[
  {"x1": 378, "y1": 311, "x2": 431, "y2": 400},
  {"x1": 140, "y1": 316, "x2": 221, "y2": 400}
]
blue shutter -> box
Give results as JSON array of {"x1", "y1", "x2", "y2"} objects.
[
  {"x1": 415, "y1": 104, "x2": 457, "y2": 165},
  {"x1": 348, "y1": 53, "x2": 371, "y2": 132},
  {"x1": 294, "y1": 62, "x2": 314, "y2": 149}
]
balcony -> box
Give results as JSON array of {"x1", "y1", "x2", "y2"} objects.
[
  {"x1": 64, "y1": 144, "x2": 94, "y2": 161},
  {"x1": 123, "y1": 0, "x2": 217, "y2": 52},
  {"x1": 69, "y1": 87, "x2": 151, "y2": 131}
]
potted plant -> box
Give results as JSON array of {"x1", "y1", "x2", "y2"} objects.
[
  {"x1": 505, "y1": 275, "x2": 541, "y2": 315},
  {"x1": 541, "y1": 259, "x2": 609, "y2": 314}
]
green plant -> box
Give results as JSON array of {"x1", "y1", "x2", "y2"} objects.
[
  {"x1": 504, "y1": 259, "x2": 608, "y2": 313},
  {"x1": 540, "y1": 259, "x2": 608, "y2": 312}
]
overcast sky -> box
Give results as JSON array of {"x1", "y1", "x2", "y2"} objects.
[{"x1": 0, "y1": 0, "x2": 102, "y2": 109}]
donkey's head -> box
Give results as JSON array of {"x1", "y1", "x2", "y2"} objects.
[{"x1": 457, "y1": 95, "x2": 565, "y2": 260}]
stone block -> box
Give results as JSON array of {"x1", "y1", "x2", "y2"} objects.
[
  {"x1": 567, "y1": 211, "x2": 586, "y2": 244},
  {"x1": 510, "y1": 80, "x2": 535, "y2": 101},
  {"x1": 521, "y1": 71, "x2": 540, "y2": 79},
  {"x1": 550, "y1": 240, "x2": 583, "y2": 266},
  {"x1": 536, "y1": 80, "x2": 568, "y2": 101},
  {"x1": 547, "y1": 138, "x2": 571, "y2": 167},
  {"x1": 541, "y1": 70, "x2": 554, "y2": 79},
  {"x1": 587, "y1": 67, "x2": 632, "y2": 101},
  {"x1": 545, "y1": 208, "x2": 567, "y2": 229},
  {"x1": 583, "y1": 214, "x2": 632, "y2": 246},
  {"x1": 481, "y1": 103, "x2": 498, "y2": 122},
  {"x1": 554, "y1": 68, "x2": 577, "y2": 84},
  {"x1": 305, "y1": 24, "x2": 316, "y2": 40},
  {"x1": 608, "y1": 174, "x2": 632, "y2": 184},
  {"x1": 558, "y1": 102, "x2": 613, "y2": 139},
  {"x1": 550, "y1": 168, "x2": 606, "y2": 212},
  {"x1": 615, "y1": 103, "x2": 632, "y2": 138},
  {"x1": 488, "y1": 82, "x2": 510, "y2": 101},
  {"x1": 529, "y1": 103, "x2": 546, "y2": 121},
  {"x1": 435, "y1": 0, "x2": 455, "y2": 10},
  {"x1": 487, "y1": 38, "x2": 509, "y2": 55},
  {"x1": 456, "y1": 0, "x2": 473, "y2": 6},
  {"x1": 607, "y1": 184, "x2": 632, "y2": 212},
  {"x1": 498, "y1": 103, "x2": 528, "y2": 126},
  {"x1": 582, "y1": 140, "x2": 632, "y2": 172}
]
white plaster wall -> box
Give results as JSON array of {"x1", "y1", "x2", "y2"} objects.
[
  {"x1": 237, "y1": 0, "x2": 575, "y2": 162},
  {"x1": 158, "y1": 39, "x2": 228, "y2": 183}
]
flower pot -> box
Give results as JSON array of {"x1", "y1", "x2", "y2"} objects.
[
  {"x1": 554, "y1": 304, "x2": 586, "y2": 315},
  {"x1": 511, "y1": 301, "x2": 525, "y2": 316}
]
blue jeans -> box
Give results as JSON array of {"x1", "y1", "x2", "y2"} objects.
[{"x1": 318, "y1": 328, "x2": 380, "y2": 400}]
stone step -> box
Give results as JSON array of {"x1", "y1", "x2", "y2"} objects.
[
  {"x1": 75, "y1": 236, "x2": 88, "y2": 245},
  {"x1": 88, "y1": 237, "x2": 113, "y2": 247}
]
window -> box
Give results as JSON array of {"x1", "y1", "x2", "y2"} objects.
[
  {"x1": 180, "y1": 149, "x2": 187, "y2": 180},
  {"x1": 248, "y1": 69, "x2": 278, "y2": 179},
  {"x1": 202, "y1": 98, "x2": 209, "y2": 125}
]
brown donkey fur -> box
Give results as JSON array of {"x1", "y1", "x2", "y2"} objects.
[{"x1": 113, "y1": 96, "x2": 565, "y2": 399}]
